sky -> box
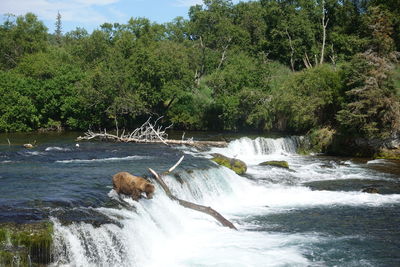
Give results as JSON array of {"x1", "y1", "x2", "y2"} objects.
[{"x1": 0, "y1": 0, "x2": 246, "y2": 34}]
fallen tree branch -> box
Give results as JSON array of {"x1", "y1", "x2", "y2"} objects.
[
  {"x1": 77, "y1": 117, "x2": 227, "y2": 148},
  {"x1": 164, "y1": 155, "x2": 185, "y2": 175},
  {"x1": 148, "y1": 157, "x2": 237, "y2": 230}
]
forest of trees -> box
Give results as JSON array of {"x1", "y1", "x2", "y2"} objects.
[{"x1": 0, "y1": 0, "x2": 399, "y2": 143}]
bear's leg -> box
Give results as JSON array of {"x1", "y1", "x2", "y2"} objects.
[
  {"x1": 112, "y1": 181, "x2": 120, "y2": 194},
  {"x1": 145, "y1": 191, "x2": 153, "y2": 199},
  {"x1": 131, "y1": 189, "x2": 141, "y2": 201}
]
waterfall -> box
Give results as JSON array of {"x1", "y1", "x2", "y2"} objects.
[
  {"x1": 207, "y1": 136, "x2": 303, "y2": 164},
  {"x1": 230, "y1": 136, "x2": 301, "y2": 155},
  {"x1": 50, "y1": 163, "x2": 400, "y2": 266},
  {"x1": 50, "y1": 167, "x2": 315, "y2": 266}
]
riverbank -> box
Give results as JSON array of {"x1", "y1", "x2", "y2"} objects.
[{"x1": 297, "y1": 127, "x2": 400, "y2": 160}]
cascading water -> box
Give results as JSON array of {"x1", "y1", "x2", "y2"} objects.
[
  {"x1": 49, "y1": 136, "x2": 400, "y2": 266},
  {"x1": 50, "y1": 167, "x2": 322, "y2": 266},
  {"x1": 210, "y1": 136, "x2": 302, "y2": 159},
  {"x1": 2, "y1": 135, "x2": 399, "y2": 266}
]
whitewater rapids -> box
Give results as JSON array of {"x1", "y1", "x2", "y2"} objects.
[{"x1": 50, "y1": 136, "x2": 400, "y2": 266}]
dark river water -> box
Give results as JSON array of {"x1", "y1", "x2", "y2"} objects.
[{"x1": 0, "y1": 132, "x2": 399, "y2": 266}]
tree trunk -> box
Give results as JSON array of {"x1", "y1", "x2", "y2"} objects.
[
  {"x1": 285, "y1": 28, "x2": 295, "y2": 71},
  {"x1": 148, "y1": 158, "x2": 237, "y2": 230},
  {"x1": 320, "y1": 0, "x2": 328, "y2": 65}
]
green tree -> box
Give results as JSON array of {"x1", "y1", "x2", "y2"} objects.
[
  {"x1": 0, "y1": 13, "x2": 48, "y2": 69},
  {"x1": 337, "y1": 51, "x2": 400, "y2": 138},
  {"x1": 275, "y1": 64, "x2": 342, "y2": 132},
  {"x1": 0, "y1": 71, "x2": 39, "y2": 131},
  {"x1": 55, "y1": 11, "x2": 62, "y2": 45},
  {"x1": 336, "y1": 6, "x2": 400, "y2": 138}
]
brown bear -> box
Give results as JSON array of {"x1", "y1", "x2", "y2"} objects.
[{"x1": 112, "y1": 172, "x2": 155, "y2": 201}]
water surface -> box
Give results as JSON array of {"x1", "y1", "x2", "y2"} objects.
[{"x1": 1, "y1": 133, "x2": 399, "y2": 266}]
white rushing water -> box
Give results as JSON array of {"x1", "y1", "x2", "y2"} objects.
[
  {"x1": 51, "y1": 136, "x2": 400, "y2": 266},
  {"x1": 56, "y1": 155, "x2": 151, "y2": 164}
]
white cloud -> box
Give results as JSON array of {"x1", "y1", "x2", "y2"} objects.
[
  {"x1": 0, "y1": 0, "x2": 121, "y2": 24},
  {"x1": 174, "y1": 0, "x2": 203, "y2": 7},
  {"x1": 174, "y1": 0, "x2": 249, "y2": 8},
  {"x1": 73, "y1": 0, "x2": 120, "y2": 6}
]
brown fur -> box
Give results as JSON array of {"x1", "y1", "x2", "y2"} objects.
[{"x1": 112, "y1": 172, "x2": 155, "y2": 201}]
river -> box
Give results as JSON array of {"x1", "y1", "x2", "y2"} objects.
[{"x1": 1, "y1": 132, "x2": 399, "y2": 266}]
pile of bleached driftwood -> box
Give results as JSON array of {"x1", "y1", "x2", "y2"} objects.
[{"x1": 77, "y1": 117, "x2": 227, "y2": 148}]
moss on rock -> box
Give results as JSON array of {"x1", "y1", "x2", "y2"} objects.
[
  {"x1": 259, "y1": 160, "x2": 289, "y2": 169},
  {"x1": 0, "y1": 222, "x2": 53, "y2": 266},
  {"x1": 211, "y1": 153, "x2": 247, "y2": 175},
  {"x1": 374, "y1": 148, "x2": 400, "y2": 160},
  {"x1": 298, "y1": 127, "x2": 336, "y2": 155}
]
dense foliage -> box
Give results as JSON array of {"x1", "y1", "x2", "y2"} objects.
[{"x1": 0, "y1": 0, "x2": 399, "y2": 141}]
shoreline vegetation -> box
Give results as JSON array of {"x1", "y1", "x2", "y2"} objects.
[{"x1": 0, "y1": 0, "x2": 399, "y2": 158}]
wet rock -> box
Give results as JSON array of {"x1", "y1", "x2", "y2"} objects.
[
  {"x1": 211, "y1": 153, "x2": 247, "y2": 175},
  {"x1": 0, "y1": 221, "x2": 53, "y2": 266},
  {"x1": 374, "y1": 148, "x2": 400, "y2": 160},
  {"x1": 362, "y1": 187, "x2": 379, "y2": 194},
  {"x1": 173, "y1": 173, "x2": 185, "y2": 184},
  {"x1": 50, "y1": 208, "x2": 122, "y2": 228},
  {"x1": 259, "y1": 160, "x2": 289, "y2": 169}
]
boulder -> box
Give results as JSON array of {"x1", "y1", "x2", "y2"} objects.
[
  {"x1": 211, "y1": 153, "x2": 247, "y2": 175},
  {"x1": 259, "y1": 160, "x2": 289, "y2": 169}
]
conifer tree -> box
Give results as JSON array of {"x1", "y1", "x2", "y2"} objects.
[{"x1": 55, "y1": 11, "x2": 62, "y2": 45}]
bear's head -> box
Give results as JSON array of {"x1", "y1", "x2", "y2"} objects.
[{"x1": 145, "y1": 183, "x2": 155, "y2": 199}]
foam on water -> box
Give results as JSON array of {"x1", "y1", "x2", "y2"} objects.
[
  {"x1": 209, "y1": 136, "x2": 302, "y2": 164},
  {"x1": 51, "y1": 136, "x2": 400, "y2": 266},
  {"x1": 25, "y1": 151, "x2": 46, "y2": 156},
  {"x1": 52, "y1": 185, "x2": 320, "y2": 267},
  {"x1": 45, "y1": 146, "x2": 71, "y2": 152},
  {"x1": 162, "y1": 167, "x2": 400, "y2": 215},
  {"x1": 52, "y1": 164, "x2": 400, "y2": 266},
  {"x1": 209, "y1": 136, "x2": 395, "y2": 184},
  {"x1": 56, "y1": 155, "x2": 150, "y2": 164}
]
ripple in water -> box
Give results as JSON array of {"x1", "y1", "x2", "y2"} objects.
[{"x1": 56, "y1": 155, "x2": 151, "y2": 163}]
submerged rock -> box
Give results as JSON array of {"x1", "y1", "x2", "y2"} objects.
[
  {"x1": 50, "y1": 207, "x2": 123, "y2": 228},
  {"x1": 211, "y1": 153, "x2": 247, "y2": 175},
  {"x1": 0, "y1": 222, "x2": 53, "y2": 266},
  {"x1": 259, "y1": 160, "x2": 289, "y2": 169},
  {"x1": 362, "y1": 187, "x2": 379, "y2": 194}
]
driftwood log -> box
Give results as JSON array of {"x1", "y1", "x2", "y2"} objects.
[
  {"x1": 76, "y1": 117, "x2": 227, "y2": 148},
  {"x1": 148, "y1": 156, "x2": 237, "y2": 230}
]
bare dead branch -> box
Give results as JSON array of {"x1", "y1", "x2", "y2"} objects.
[
  {"x1": 77, "y1": 117, "x2": 227, "y2": 147},
  {"x1": 285, "y1": 28, "x2": 295, "y2": 71},
  {"x1": 164, "y1": 155, "x2": 184, "y2": 175},
  {"x1": 148, "y1": 157, "x2": 237, "y2": 230},
  {"x1": 303, "y1": 53, "x2": 312, "y2": 69}
]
